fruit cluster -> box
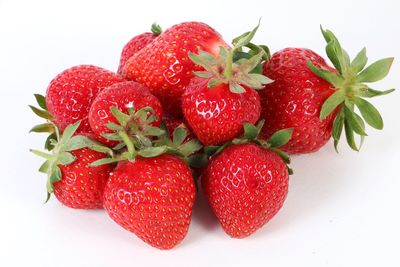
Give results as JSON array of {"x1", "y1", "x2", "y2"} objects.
[{"x1": 30, "y1": 21, "x2": 394, "y2": 250}]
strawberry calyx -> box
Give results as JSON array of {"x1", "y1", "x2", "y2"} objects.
[
  {"x1": 188, "y1": 20, "x2": 273, "y2": 93},
  {"x1": 29, "y1": 94, "x2": 58, "y2": 151},
  {"x1": 151, "y1": 22, "x2": 162, "y2": 36},
  {"x1": 30, "y1": 121, "x2": 113, "y2": 202},
  {"x1": 307, "y1": 26, "x2": 395, "y2": 152},
  {"x1": 89, "y1": 106, "x2": 204, "y2": 168},
  {"x1": 205, "y1": 120, "x2": 294, "y2": 174}
]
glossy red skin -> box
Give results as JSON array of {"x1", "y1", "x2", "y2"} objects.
[
  {"x1": 122, "y1": 22, "x2": 228, "y2": 116},
  {"x1": 260, "y1": 48, "x2": 337, "y2": 154},
  {"x1": 103, "y1": 155, "x2": 196, "y2": 250},
  {"x1": 182, "y1": 77, "x2": 261, "y2": 146},
  {"x1": 202, "y1": 143, "x2": 289, "y2": 238},
  {"x1": 117, "y1": 32, "x2": 158, "y2": 75},
  {"x1": 46, "y1": 65, "x2": 124, "y2": 135},
  {"x1": 54, "y1": 148, "x2": 113, "y2": 209},
  {"x1": 88, "y1": 81, "x2": 163, "y2": 146}
]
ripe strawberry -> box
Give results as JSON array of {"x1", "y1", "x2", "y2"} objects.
[
  {"x1": 88, "y1": 81, "x2": 163, "y2": 146},
  {"x1": 260, "y1": 27, "x2": 394, "y2": 153},
  {"x1": 103, "y1": 154, "x2": 196, "y2": 249},
  {"x1": 117, "y1": 23, "x2": 162, "y2": 75},
  {"x1": 259, "y1": 48, "x2": 337, "y2": 153},
  {"x1": 181, "y1": 23, "x2": 271, "y2": 146},
  {"x1": 30, "y1": 121, "x2": 113, "y2": 209},
  {"x1": 122, "y1": 21, "x2": 228, "y2": 115},
  {"x1": 45, "y1": 65, "x2": 124, "y2": 135},
  {"x1": 202, "y1": 124, "x2": 292, "y2": 238}
]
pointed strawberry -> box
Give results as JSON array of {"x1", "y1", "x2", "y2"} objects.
[
  {"x1": 122, "y1": 21, "x2": 228, "y2": 116},
  {"x1": 259, "y1": 27, "x2": 395, "y2": 153},
  {"x1": 202, "y1": 121, "x2": 293, "y2": 238}
]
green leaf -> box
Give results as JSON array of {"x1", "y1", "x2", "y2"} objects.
[
  {"x1": 267, "y1": 128, "x2": 293, "y2": 148},
  {"x1": 236, "y1": 51, "x2": 264, "y2": 73},
  {"x1": 204, "y1": 146, "x2": 220, "y2": 156},
  {"x1": 353, "y1": 97, "x2": 383, "y2": 129},
  {"x1": 90, "y1": 158, "x2": 119, "y2": 167},
  {"x1": 343, "y1": 106, "x2": 367, "y2": 136},
  {"x1": 138, "y1": 146, "x2": 167, "y2": 158},
  {"x1": 208, "y1": 78, "x2": 224, "y2": 88},
  {"x1": 247, "y1": 73, "x2": 273, "y2": 85},
  {"x1": 232, "y1": 31, "x2": 250, "y2": 46},
  {"x1": 49, "y1": 166, "x2": 62, "y2": 184},
  {"x1": 193, "y1": 71, "x2": 213, "y2": 79},
  {"x1": 144, "y1": 126, "x2": 165, "y2": 137},
  {"x1": 29, "y1": 123, "x2": 54, "y2": 133},
  {"x1": 113, "y1": 142, "x2": 126, "y2": 151},
  {"x1": 45, "y1": 133, "x2": 57, "y2": 151},
  {"x1": 344, "y1": 118, "x2": 359, "y2": 151},
  {"x1": 102, "y1": 132, "x2": 122, "y2": 141},
  {"x1": 356, "y1": 57, "x2": 394, "y2": 83},
  {"x1": 307, "y1": 61, "x2": 344, "y2": 86},
  {"x1": 229, "y1": 82, "x2": 246, "y2": 93},
  {"x1": 62, "y1": 135, "x2": 88, "y2": 151},
  {"x1": 29, "y1": 105, "x2": 53, "y2": 120},
  {"x1": 188, "y1": 50, "x2": 217, "y2": 69},
  {"x1": 320, "y1": 90, "x2": 344, "y2": 120},
  {"x1": 34, "y1": 94, "x2": 47, "y2": 110},
  {"x1": 243, "y1": 123, "x2": 258, "y2": 140},
  {"x1": 60, "y1": 121, "x2": 81, "y2": 144},
  {"x1": 350, "y1": 47, "x2": 368, "y2": 74},
  {"x1": 233, "y1": 19, "x2": 260, "y2": 49},
  {"x1": 58, "y1": 152, "x2": 76, "y2": 165},
  {"x1": 269, "y1": 147, "x2": 291, "y2": 164},
  {"x1": 360, "y1": 87, "x2": 395, "y2": 98},
  {"x1": 187, "y1": 153, "x2": 209, "y2": 169},
  {"x1": 30, "y1": 149, "x2": 53, "y2": 160},
  {"x1": 39, "y1": 160, "x2": 51, "y2": 173},
  {"x1": 218, "y1": 46, "x2": 229, "y2": 62},
  {"x1": 110, "y1": 106, "x2": 130, "y2": 126},
  {"x1": 173, "y1": 127, "x2": 188, "y2": 146},
  {"x1": 331, "y1": 111, "x2": 345, "y2": 152},
  {"x1": 106, "y1": 122, "x2": 123, "y2": 131},
  {"x1": 179, "y1": 139, "x2": 203, "y2": 157},
  {"x1": 151, "y1": 22, "x2": 162, "y2": 35}
]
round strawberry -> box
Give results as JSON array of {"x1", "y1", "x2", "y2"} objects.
[
  {"x1": 88, "y1": 81, "x2": 163, "y2": 146},
  {"x1": 182, "y1": 77, "x2": 261, "y2": 145},
  {"x1": 45, "y1": 65, "x2": 124, "y2": 135},
  {"x1": 117, "y1": 23, "x2": 162, "y2": 75},
  {"x1": 122, "y1": 21, "x2": 228, "y2": 116},
  {"x1": 181, "y1": 23, "x2": 272, "y2": 146},
  {"x1": 30, "y1": 121, "x2": 114, "y2": 209},
  {"x1": 260, "y1": 27, "x2": 394, "y2": 153},
  {"x1": 103, "y1": 154, "x2": 196, "y2": 249},
  {"x1": 202, "y1": 123, "x2": 292, "y2": 238}
]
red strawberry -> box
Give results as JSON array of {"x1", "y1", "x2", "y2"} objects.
[
  {"x1": 45, "y1": 65, "x2": 124, "y2": 135},
  {"x1": 103, "y1": 154, "x2": 196, "y2": 249},
  {"x1": 117, "y1": 23, "x2": 162, "y2": 75},
  {"x1": 259, "y1": 48, "x2": 337, "y2": 154},
  {"x1": 182, "y1": 77, "x2": 261, "y2": 145},
  {"x1": 54, "y1": 148, "x2": 113, "y2": 209},
  {"x1": 88, "y1": 81, "x2": 163, "y2": 146},
  {"x1": 202, "y1": 143, "x2": 289, "y2": 238},
  {"x1": 122, "y1": 21, "x2": 228, "y2": 116},
  {"x1": 260, "y1": 27, "x2": 394, "y2": 153},
  {"x1": 30, "y1": 121, "x2": 113, "y2": 209}
]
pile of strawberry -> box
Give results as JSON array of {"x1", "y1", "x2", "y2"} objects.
[{"x1": 30, "y1": 21, "x2": 394, "y2": 250}]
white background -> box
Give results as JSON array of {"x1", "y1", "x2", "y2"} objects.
[{"x1": 1, "y1": 0, "x2": 399, "y2": 266}]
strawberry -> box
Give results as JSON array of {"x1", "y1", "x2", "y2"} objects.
[
  {"x1": 89, "y1": 106, "x2": 202, "y2": 249},
  {"x1": 259, "y1": 27, "x2": 394, "y2": 153},
  {"x1": 30, "y1": 121, "x2": 114, "y2": 208},
  {"x1": 202, "y1": 122, "x2": 292, "y2": 238},
  {"x1": 162, "y1": 113, "x2": 194, "y2": 141},
  {"x1": 103, "y1": 154, "x2": 195, "y2": 249},
  {"x1": 117, "y1": 23, "x2": 162, "y2": 75},
  {"x1": 45, "y1": 65, "x2": 124, "y2": 135},
  {"x1": 182, "y1": 23, "x2": 271, "y2": 146},
  {"x1": 88, "y1": 81, "x2": 163, "y2": 146},
  {"x1": 122, "y1": 21, "x2": 228, "y2": 116}
]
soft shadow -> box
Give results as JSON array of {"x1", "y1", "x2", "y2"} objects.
[{"x1": 191, "y1": 186, "x2": 220, "y2": 231}]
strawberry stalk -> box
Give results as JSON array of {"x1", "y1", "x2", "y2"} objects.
[{"x1": 308, "y1": 26, "x2": 395, "y2": 151}]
